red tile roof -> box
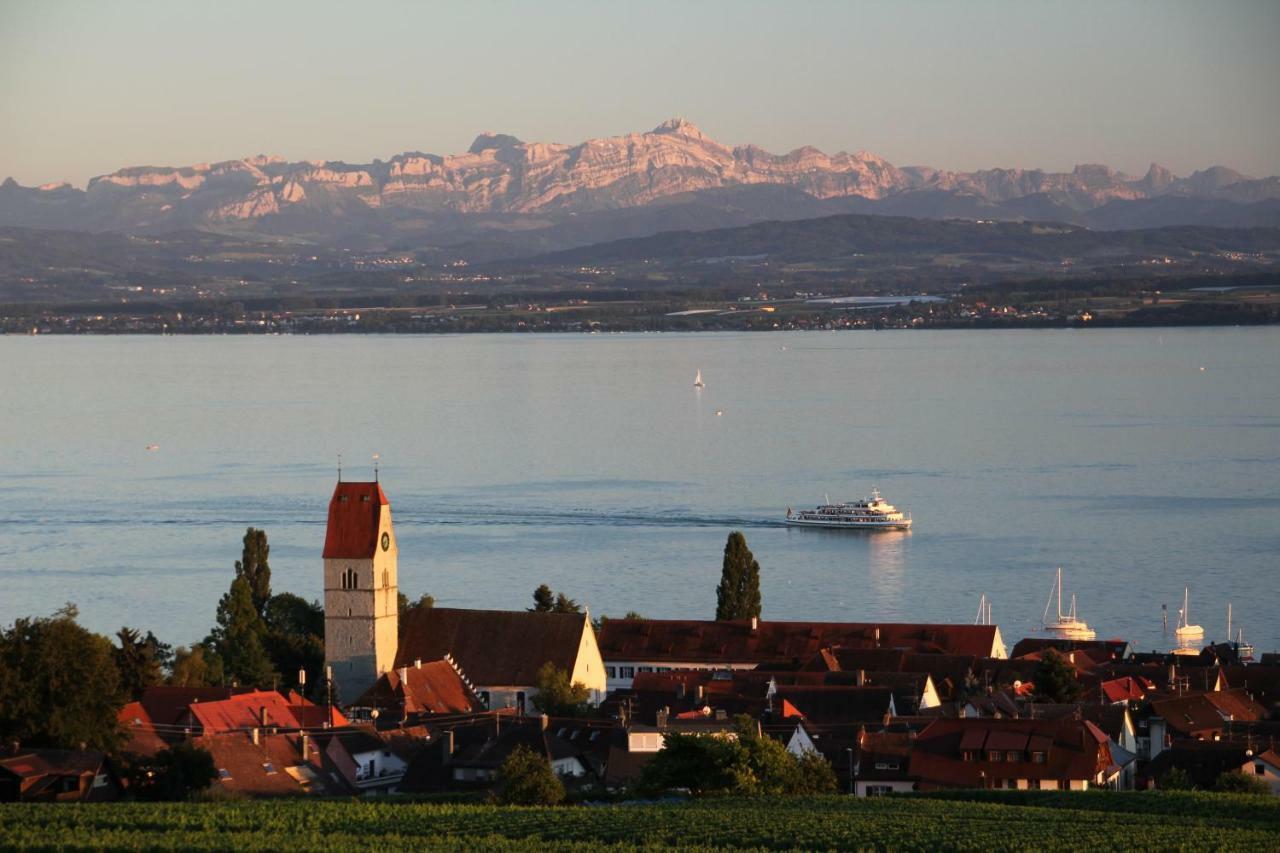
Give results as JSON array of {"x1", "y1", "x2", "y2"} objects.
[
  {"x1": 199, "y1": 732, "x2": 332, "y2": 797},
  {"x1": 1100, "y1": 676, "x2": 1150, "y2": 703},
  {"x1": 353, "y1": 659, "x2": 479, "y2": 715},
  {"x1": 322, "y1": 481, "x2": 388, "y2": 559},
  {"x1": 910, "y1": 717, "x2": 1111, "y2": 788},
  {"x1": 598, "y1": 619, "x2": 1001, "y2": 665},
  {"x1": 184, "y1": 689, "x2": 348, "y2": 734},
  {"x1": 137, "y1": 686, "x2": 240, "y2": 726}
]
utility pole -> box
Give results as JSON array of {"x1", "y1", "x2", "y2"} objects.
[{"x1": 846, "y1": 747, "x2": 854, "y2": 796}]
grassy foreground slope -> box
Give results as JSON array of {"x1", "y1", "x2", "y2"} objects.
[{"x1": 1, "y1": 792, "x2": 1276, "y2": 851}]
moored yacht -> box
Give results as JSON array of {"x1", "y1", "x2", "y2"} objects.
[
  {"x1": 1042, "y1": 566, "x2": 1096, "y2": 640},
  {"x1": 1174, "y1": 586, "x2": 1203, "y2": 646},
  {"x1": 785, "y1": 489, "x2": 912, "y2": 530}
]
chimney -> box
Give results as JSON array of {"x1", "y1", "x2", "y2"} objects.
[
  {"x1": 874, "y1": 628, "x2": 881, "y2": 648},
  {"x1": 656, "y1": 707, "x2": 669, "y2": 728},
  {"x1": 750, "y1": 616, "x2": 758, "y2": 631},
  {"x1": 695, "y1": 684, "x2": 705, "y2": 703},
  {"x1": 856, "y1": 669, "x2": 866, "y2": 687},
  {"x1": 260, "y1": 706, "x2": 269, "y2": 728},
  {"x1": 540, "y1": 713, "x2": 550, "y2": 731},
  {"x1": 251, "y1": 727, "x2": 260, "y2": 746},
  {"x1": 301, "y1": 732, "x2": 310, "y2": 761},
  {"x1": 415, "y1": 658, "x2": 422, "y2": 669},
  {"x1": 399, "y1": 666, "x2": 409, "y2": 684}
]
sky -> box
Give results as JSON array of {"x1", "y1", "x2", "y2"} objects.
[{"x1": 2, "y1": 0, "x2": 1279, "y2": 187}]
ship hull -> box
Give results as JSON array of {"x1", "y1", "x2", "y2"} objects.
[{"x1": 785, "y1": 517, "x2": 912, "y2": 530}]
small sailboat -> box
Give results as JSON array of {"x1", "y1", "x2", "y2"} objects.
[
  {"x1": 693, "y1": 369, "x2": 705, "y2": 389},
  {"x1": 145, "y1": 443, "x2": 160, "y2": 451},
  {"x1": 1174, "y1": 586, "x2": 1203, "y2": 645},
  {"x1": 1227, "y1": 603, "x2": 1254, "y2": 662},
  {"x1": 1042, "y1": 567, "x2": 1095, "y2": 639}
]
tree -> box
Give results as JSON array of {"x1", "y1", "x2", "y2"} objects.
[
  {"x1": 1158, "y1": 767, "x2": 1194, "y2": 790},
  {"x1": 715, "y1": 532, "x2": 762, "y2": 621},
  {"x1": 262, "y1": 593, "x2": 324, "y2": 695},
  {"x1": 397, "y1": 591, "x2": 435, "y2": 617},
  {"x1": 793, "y1": 749, "x2": 839, "y2": 795},
  {"x1": 1215, "y1": 770, "x2": 1271, "y2": 795},
  {"x1": 170, "y1": 644, "x2": 224, "y2": 688},
  {"x1": 638, "y1": 731, "x2": 745, "y2": 795},
  {"x1": 114, "y1": 627, "x2": 166, "y2": 700},
  {"x1": 125, "y1": 742, "x2": 218, "y2": 800},
  {"x1": 531, "y1": 584, "x2": 556, "y2": 612},
  {"x1": 206, "y1": 577, "x2": 274, "y2": 687},
  {"x1": 494, "y1": 743, "x2": 565, "y2": 805},
  {"x1": 530, "y1": 585, "x2": 581, "y2": 614},
  {"x1": 1031, "y1": 649, "x2": 1082, "y2": 703},
  {"x1": 531, "y1": 661, "x2": 592, "y2": 717},
  {"x1": 0, "y1": 604, "x2": 124, "y2": 752},
  {"x1": 234, "y1": 527, "x2": 272, "y2": 617}
]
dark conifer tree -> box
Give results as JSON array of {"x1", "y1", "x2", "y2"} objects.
[
  {"x1": 715, "y1": 531, "x2": 762, "y2": 621},
  {"x1": 207, "y1": 576, "x2": 274, "y2": 687},
  {"x1": 235, "y1": 527, "x2": 271, "y2": 617}
]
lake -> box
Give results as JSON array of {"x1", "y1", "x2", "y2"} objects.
[{"x1": 1, "y1": 329, "x2": 1278, "y2": 656}]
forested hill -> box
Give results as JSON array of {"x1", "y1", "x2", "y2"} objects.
[{"x1": 520, "y1": 214, "x2": 1280, "y2": 266}]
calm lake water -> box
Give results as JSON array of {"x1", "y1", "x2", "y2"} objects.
[{"x1": 2, "y1": 329, "x2": 1278, "y2": 655}]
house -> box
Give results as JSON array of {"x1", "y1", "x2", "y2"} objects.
[
  {"x1": 311, "y1": 728, "x2": 417, "y2": 794},
  {"x1": 1146, "y1": 688, "x2": 1266, "y2": 753},
  {"x1": 1010, "y1": 638, "x2": 1130, "y2": 662},
  {"x1": 178, "y1": 689, "x2": 349, "y2": 735},
  {"x1": 907, "y1": 717, "x2": 1121, "y2": 791},
  {"x1": 597, "y1": 618, "x2": 1006, "y2": 691},
  {"x1": 1240, "y1": 748, "x2": 1280, "y2": 795},
  {"x1": 853, "y1": 729, "x2": 917, "y2": 796},
  {"x1": 199, "y1": 730, "x2": 334, "y2": 797},
  {"x1": 396, "y1": 606, "x2": 607, "y2": 711},
  {"x1": 1142, "y1": 740, "x2": 1255, "y2": 790},
  {"x1": 349, "y1": 657, "x2": 481, "y2": 722},
  {"x1": 0, "y1": 746, "x2": 118, "y2": 802}
]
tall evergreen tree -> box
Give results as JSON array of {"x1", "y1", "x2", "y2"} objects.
[
  {"x1": 206, "y1": 577, "x2": 274, "y2": 687},
  {"x1": 1031, "y1": 648, "x2": 1083, "y2": 703},
  {"x1": 114, "y1": 627, "x2": 164, "y2": 700},
  {"x1": 715, "y1": 531, "x2": 762, "y2": 621},
  {"x1": 235, "y1": 527, "x2": 271, "y2": 617},
  {"x1": 530, "y1": 584, "x2": 556, "y2": 612}
]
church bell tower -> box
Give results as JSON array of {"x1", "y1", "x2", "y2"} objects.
[{"x1": 322, "y1": 479, "x2": 399, "y2": 703}]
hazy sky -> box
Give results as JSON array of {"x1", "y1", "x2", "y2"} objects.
[{"x1": 3, "y1": 0, "x2": 1278, "y2": 187}]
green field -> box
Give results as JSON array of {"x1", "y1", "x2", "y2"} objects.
[{"x1": 2, "y1": 792, "x2": 1276, "y2": 851}]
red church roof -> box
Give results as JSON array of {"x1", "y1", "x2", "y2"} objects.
[{"x1": 323, "y1": 481, "x2": 388, "y2": 559}]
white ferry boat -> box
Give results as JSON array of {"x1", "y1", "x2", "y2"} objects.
[{"x1": 785, "y1": 489, "x2": 912, "y2": 530}]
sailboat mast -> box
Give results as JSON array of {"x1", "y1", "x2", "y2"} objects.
[
  {"x1": 1057, "y1": 567, "x2": 1064, "y2": 622},
  {"x1": 1227, "y1": 602, "x2": 1232, "y2": 641}
]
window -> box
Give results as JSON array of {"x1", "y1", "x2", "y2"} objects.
[
  {"x1": 1028, "y1": 779, "x2": 1040, "y2": 790},
  {"x1": 874, "y1": 761, "x2": 899, "y2": 771},
  {"x1": 1006, "y1": 779, "x2": 1017, "y2": 790},
  {"x1": 262, "y1": 762, "x2": 276, "y2": 775},
  {"x1": 382, "y1": 569, "x2": 389, "y2": 589},
  {"x1": 866, "y1": 785, "x2": 893, "y2": 797},
  {"x1": 479, "y1": 691, "x2": 490, "y2": 708},
  {"x1": 218, "y1": 768, "x2": 232, "y2": 781},
  {"x1": 606, "y1": 666, "x2": 617, "y2": 679},
  {"x1": 1007, "y1": 751, "x2": 1020, "y2": 763},
  {"x1": 1257, "y1": 764, "x2": 1267, "y2": 776},
  {"x1": 962, "y1": 751, "x2": 976, "y2": 763},
  {"x1": 1031, "y1": 751, "x2": 1047, "y2": 764},
  {"x1": 639, "y1": 666, "x2": 654, "y2": 673},
  {"x1": 988, "y1": 751, "x2": 1002, "y2": 762},
  {"x1": 620, "y1": 667, "x2": 635, "y2": 679},
  {"x1": 340, "y1": 568, "x2": 360, "y2": 590}
]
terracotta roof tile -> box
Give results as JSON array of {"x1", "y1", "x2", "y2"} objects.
[{"x1": 322, "y1": 481, "x2": 388, "y2": 559}]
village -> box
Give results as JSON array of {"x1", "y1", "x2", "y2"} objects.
[{"x1": 3, "y1": 479, "x2": 1278, "y2": 803}]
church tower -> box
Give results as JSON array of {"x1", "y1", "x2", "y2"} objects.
[{"x1": 322, "y1": 480, "x2": 399, "y2": 703}]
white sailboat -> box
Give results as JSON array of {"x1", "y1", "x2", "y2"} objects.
[
  {"x1": 693, "y1": 369, "x2": 705, "y2": 389},
  {"x1": 1227, "y1": 603, "x2": 1254, "y2": 661},
  {"x1": 1042, "y1": 567, "x2": 1095, "y2": 640},
  {"x1": 1174, "y1": 586, "x2": 1203, "y2": 645}
]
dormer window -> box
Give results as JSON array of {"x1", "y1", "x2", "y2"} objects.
[{"x1": 1032, "y1": 751, "x2": 1047, "y2": 764}]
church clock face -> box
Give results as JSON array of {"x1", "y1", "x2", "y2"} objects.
[{"x1": 381, "y1": 532, "x2": 390, "y2": 552}]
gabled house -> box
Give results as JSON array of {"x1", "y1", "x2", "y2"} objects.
[
  {"x1": 349, "y1": 657, "x2": 481, "y2": 722},
  {"x1": 0, "y1": 746, "x2": 118, "y2": 802},
  {"x1": 396, "y1": 607, "x2": 607, "y2": 710},
  {"x1": 597, "y1": 619, "x2": 1006, "y2": 691},
  {"x1": 179, "y1": 689, "x2": 349, "y2": 735},
  {"x1": 1146, "y1": 688, "x2": 1266, "y2": 754},
  {"x1": 311, "y1": 728, "x2": 417, "y2": 794},
  {"x1": 199, "y1": 730, "x2": 334, "y2": 797},
  {"x1": 908, "y1": 717, "x2": 1119, "y2": 791},
  {"x1": 1241, "y1": 748, "x2": 1280, "y2": 795}
]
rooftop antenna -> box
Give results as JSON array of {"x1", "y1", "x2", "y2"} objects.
[
  {"x1": 373, "y1": 453, "x2": 380, "y2": 482},
  {"x1": 337, "y1": 453, "x2": 343, "y2": 483}
]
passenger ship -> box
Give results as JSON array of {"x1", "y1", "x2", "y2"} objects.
[{"x1": 785, "y1": 489, "x2": 912, "y2": 530}]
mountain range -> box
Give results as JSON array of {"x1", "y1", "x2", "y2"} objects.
[{"x1": 3, "y1": 118, "x2": 1279, "y2": 258}]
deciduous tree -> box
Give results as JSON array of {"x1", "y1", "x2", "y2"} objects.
[
  {"x1": 0, "y1": 604, "x2": 124, "y2": 752},
  {"x1": 531, "y1": 661, "x2": 592, "y2": 717},
  {"x1": 125, "y1": 742, "x2": 218, "y2": 800},
  {"x1": 1031, "y1": 649, "x2": 1082, "y2": 704},
  {"x1": 169, "y1": 644, "x2": 224, "y2": 688},
  {"x1": 715, "y1": 532, "x2": 762, "y2": 621},
  {"x1": 494, "y1": 743, "x2": 565, "y2": 805}
]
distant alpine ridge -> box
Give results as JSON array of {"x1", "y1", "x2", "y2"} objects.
[{"x1": 3, "y1": 118, "x2": 1278, "y2": 249}]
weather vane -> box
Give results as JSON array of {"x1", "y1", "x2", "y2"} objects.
[{"x1": 373, "y1": 453, "x2": 380, "y2": 482}]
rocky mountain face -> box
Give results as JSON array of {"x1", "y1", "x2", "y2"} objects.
[{"x1": 2, "y1": 118, "x2": 1278, "y2": 251}]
